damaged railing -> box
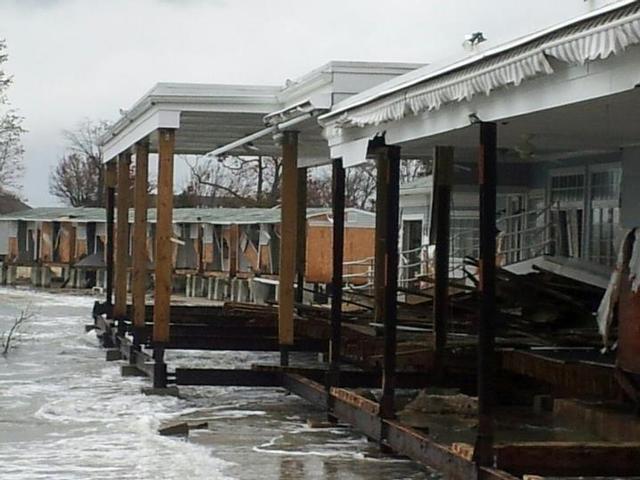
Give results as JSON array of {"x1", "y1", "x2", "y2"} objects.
[
  {"x1": 342, "y1": 204, "x2": 560, "y2": 292},
  {"x1": 343, "y1": 256, "x2": 374, "y2": 289},
  {"x1": 451, "y1": 203, "x2": 558, "y2": 268}
]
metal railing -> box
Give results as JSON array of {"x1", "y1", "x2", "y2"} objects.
[{"x1": 343, "y1": 204, "x2": 560, "y2": 290}]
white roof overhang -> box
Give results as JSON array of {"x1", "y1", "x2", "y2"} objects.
[
  {"x1": 101, "y1": 83, "x2": 282, "y2": 162},
  {"x1": 102, "y1": 62, "x2": 424, "y2": 167},
  {"x1": 101, "y1": 84, "x2": 333, "y2": 166}
]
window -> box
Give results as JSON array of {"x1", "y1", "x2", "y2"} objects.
[
  {"x1": 549, "y1": 164, "x2": 621, "y2": 267},
  {"x1": 589, "y1": 169, "x2": 621, "y2": 266},
  {"x1": 550, "y1": 174, "x2": 585, "y2": 204},
  {"x1": 450, "y1": 216, "x2": 479, "y2": 260},
  {"x1": 402, "y1": 220, "x2": 423, "y2": 283}
]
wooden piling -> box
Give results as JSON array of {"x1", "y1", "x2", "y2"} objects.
[
  {"x1": 114, "y1": 152, "x2": 131, "y2": 320},
  {"x1": 377, "y1": 146, "x2": 401, "y2": 420},
  {"x1": 295, "y1": 167, "x2": 307, "y2": 304},
  {"x1": 474, "y1": 122, "x2": 498, "y2": 466},
  {"x1": 153, "y1": 128, "x2": 175, "y2": 353},
  {"x1": 104, "y1": 161, "x2": 116, "y2": 310},
  {"x1": 328, "y1": 158, "x2": 345, "y2": 389},
  {"x1": 432, "y1": 146, "x2": 453, "y2": 379},
  {"x1": 132, "y1": 140, "x2": 149, "y2": 341},
  {"x1": 278, "y1": 131, "x2": 298, "y2": 365}
]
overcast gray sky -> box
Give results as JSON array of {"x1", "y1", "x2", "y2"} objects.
[{"x1": 0, "y1": 0, "x2": 615, "y2": 206}]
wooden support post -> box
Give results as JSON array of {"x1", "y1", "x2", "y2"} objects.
[
  {"x1": 377, "y1": 146, "x2": 401, "y2": 420},
  {"x1": 432, "y1": 146, "x2": 454, "y2": 380},
  {"x1": 328, "y1": 159, "x2": 345, "y2": 392},
  {"x1": 132, "y1": 140, "x2": 149, "y2": 345},
  {"x1": 278, "y1": 130, "x2": 299, "y2": 366},
  {"x1": 228, "y1": 224, "x2": 239, "y2": 280},
  {"x1": 153, "y1": 128, "x2": 175, "y2": 388},
  {"x1": 295, "y1": 167, "x2": 307, "y2": 304},
  {"x1": 114, "y1": 152, "x2": 131, "y2": 320},
  {"x1": 104, "y1": 161, "x2": 117, "y2": 311},
  {"x1": 474, "y1": 122, "x2": 498, "y2": 466}
]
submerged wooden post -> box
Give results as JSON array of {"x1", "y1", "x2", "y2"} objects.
[
  {"x1": 153, "y1": 128, "x2": 175, "y2": 388},
  {"x1": 432, "y1": 146, "x2": 454, "y2": 380},
  {"x1": 104, "y1": 160, "x2": 117, "y2": 311},
  {"x1": 278, "y1": 130, "x2": 299, "y2": 366},
  {"x1": 377, "y1": 146, "x2": 401, "y2": 420},
  {"x1": 114, "y1": 151, "x2": 131, "y2": 321},
  {"x1": 474, "y1": 122, "x2": 497, "y2": 466},
  {"x1": 132, "y1": 139, "x2": 149, "y2": 344},
  {"x1": 295, "y1": 167, "x2": 308, "y2": 304},
  {"x1": 328, "y1": 158, "x2": 345, "y2": 393}
]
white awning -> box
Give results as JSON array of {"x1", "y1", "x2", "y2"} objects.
[{"x1": 324, "y1": 1, "x2": 640, "y2": 130}]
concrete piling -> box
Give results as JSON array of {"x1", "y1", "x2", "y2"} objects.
[
  {"x1": 30, "y1": 266, "x2": 41, "y2": 287},
  {"x1": 6, "y1": 265, "x2": 16, "y2": 286},
  {"x1": 41, "y1": 266, "x2": 52, "y2": 288}
]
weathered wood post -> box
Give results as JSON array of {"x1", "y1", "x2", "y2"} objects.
[
  {"x1": 278, "y1": 130, "x2": 299, "y2": 366},
  {"x1": 295, "y1": 167, "x2": 308, "y2": 304},
  {"x1": 377, "y1": 145, "x2": 401, "y2": 421},
  {"x1": 474, "y1": 122, "x2": 497, "y2": 466},
  {"x1": 432, "y1": 146, "x2": 454, "y2": 380},
  {"x1": 114, "y1": 151, "x2": 131, "y2": 325},
  {"x1": 132, "y1": 139, "x2": 149, "y2": 345},
  {"x1": 104, "y1": 160, "x2": 117, "y2": 312},
  {"x1": 327, "y1": 158, "x2": 345, "y2": 409},
  {"x1": 153, "y1": 128, "x2": 176, "y2": 388}
]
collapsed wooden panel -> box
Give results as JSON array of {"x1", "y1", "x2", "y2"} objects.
[{"x1": 305, "y1": 225, "x2": 375, "y2": 284}]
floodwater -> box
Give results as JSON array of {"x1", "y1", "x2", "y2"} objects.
[{"x1": 0, "y1": 287, "x2": 434, "y2": 480}]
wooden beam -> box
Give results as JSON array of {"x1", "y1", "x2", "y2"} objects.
[
  {"x1": 494, "y1": 442, "x2": 640, "y2": 477},
  {"x1": 474, "y1": 122, "x2": 498, "y2": 466},
  {"x1": 104, "y1": 161, "x2": 117, "y2": 309},
  {"x1": 553, "y1": 398, "x2": 640, "y2": 442},
  {"x1": 501, "y1": 350, "x2": 621, "y2": 398},
  {"x1": 432, "y1": 146, "x2": 454, "y2": 379},
  {"x1": 376, "y1": 146, "x2": 401, "y2": 419},
  {"x1": 278, "y1": 130, "x2": 298, "y2": 365},
  {"x1": 295, "y1": 167, "x2": 307, "y2": 304},
  {"x1": 328, "y1": 158, "x2": 345, "y2": 392},
  {"x1": 153, "y1": 129, "x2": 175, "y2": 346},
  {"x1": 132, "y1": 140, "x2": 149, "y2": 340},
  {"x1": 113, "y1": 152, "x2": 130, "y2": 320},
  {"x1": 282, "y1": 373, "x2": 518, "y2": 480}
]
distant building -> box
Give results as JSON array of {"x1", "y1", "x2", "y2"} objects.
[{"x1": 0, "y1": 206, "x2": 375, "y2": 289}]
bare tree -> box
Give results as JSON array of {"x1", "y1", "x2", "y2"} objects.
[
  {"x1": 1, "y1": 307, "x2": 34, "y2": 356},
  {"x1": 49, "y1": 119, "x2": 110, "y2": 206},
  {"x1": 182, "y1": 154, "x2": 283, "y2": 207},
  {"x1": 0, "y1": 39, "x2": 25, "y2": 193},
  {"x1": 305, "y1": 158, "x2": 429, "y2": 210},
  {"x1": 183, "y1": 151, "x2": 427, "y2": 211}
]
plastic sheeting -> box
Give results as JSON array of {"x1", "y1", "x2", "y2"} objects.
[{"x1": 335, "y1": 3, "x2": 640, "y2": 129}]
